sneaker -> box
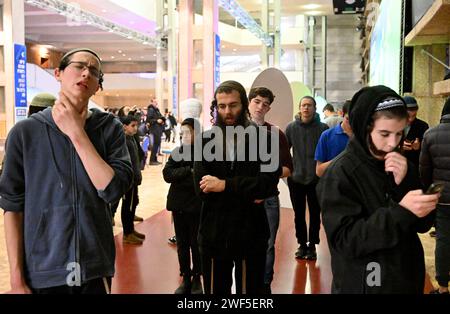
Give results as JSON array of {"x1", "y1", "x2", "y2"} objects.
[
  {"x1": 430, "y1": 230, "x2": 437, "y2": 237},
  {"x1": 175, "y1": 276, "x2": 191, "y2": 294},
  {"x1": 134, "y1": 215, "x2": 144, "y2": 222},
  {"x1": 133, "y1": 230, "x2": 146, "y2": 240},
  {"x1": 191, "y1": 274, "x2": 203, "y2": 294},
  {"x1": 295, "y1": 246, "x2": 308, "y2": 259},
  {"x1": 305, "y1": 244, "x2": 317, "y2": 260},
  {"x1": 168, "y1": 236, "x2": 177, "y2": 245},
  {"x1": 149, "y1": 161, "x2": 162, "y2": 166},
  {"x1": 123, "y1": 233, "x2": 143, "y2": 245}
]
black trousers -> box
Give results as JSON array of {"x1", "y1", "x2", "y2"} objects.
[
  {"x1": 32, "y1": 277, "x2": 112, "y2": 294},
  {"x1": 173, "y1": 210, "x2": 201, "y2": 277},
  {"x1": 110, "y1": 201, "x2": 119, "y2": 217},
  {"x1": 287, "y1": 178, "x2": 321, "y2": 246},
  {"x1": 164, "y1": 129, "x2": 172, "y2": 142},
  {"x1": 149, "y1": 128, "x2": 162, "y2": 162},
  {"x1": 121, "y1": 186, "x2": 139, "y2": 235},
  {"x1": 201, "y1": 250, "x2": 267, "y2": 295}
]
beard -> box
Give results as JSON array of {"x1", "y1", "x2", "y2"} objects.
[{"x1": 215, "y1": 110, "x2": 249, "y2": 129}]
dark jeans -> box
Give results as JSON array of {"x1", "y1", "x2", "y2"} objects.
[
  {"x1": 32, "y1": 277, "x2": 112, "y2": 294},
  {"x1": 287, "y1": 178, "x2": 321, "y2": 246},
  {"x1": 164, "y1": 129, "x2": 172, "y2": 142},
  {"x1": 121, "y1": 186, "x2": 139, "y2": 235},
  {"x1": 149, "y1": 128, "x2": 162, "y2": 162},
  {"x1": 435, "y1": 205, "x2": 450, "y2": 287},
  {"x1": 264, "y1": 196, "x2": 280, "y2": 285},
  {"x1": 173, "y1": 210, "x2": 201, "y2": 276},
  {"x1": 201, "y1": 250, "x2": 267, "y2": 294}
]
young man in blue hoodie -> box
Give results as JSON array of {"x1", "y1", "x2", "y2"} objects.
[{"x1": 0, "y1": 48, "x2": 133, "y2": 294}]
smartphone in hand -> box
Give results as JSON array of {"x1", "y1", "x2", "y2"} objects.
[{"x1": 426, "y1": 183, "x2": 445, "y2": 195}]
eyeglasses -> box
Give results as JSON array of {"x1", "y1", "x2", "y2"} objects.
[{"x1": 67, "y1": 61, "x2": 102, "y2": 79}]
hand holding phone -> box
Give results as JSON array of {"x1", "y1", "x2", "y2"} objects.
[{"x1": 426, "y1": 183, "x2": 444, "y2": 195}]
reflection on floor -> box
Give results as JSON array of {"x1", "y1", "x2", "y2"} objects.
[{"x1": 112, "y1": 208, "x2": 434, "y2": 294}]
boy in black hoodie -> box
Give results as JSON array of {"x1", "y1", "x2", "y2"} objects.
[
  {"x1": 120, "y1": 115, "x2": 145, "y2": 245},
  {"x1": 163, "y1": 118, "x2": 203, "y2": 294},
  {"x1": 317, "y1": 85, "x2": 438, "y2": 294}
]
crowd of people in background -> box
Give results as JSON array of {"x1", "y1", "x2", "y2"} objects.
[{"x1": 1, "y1": 47, "x2": 449, "y2": 296}]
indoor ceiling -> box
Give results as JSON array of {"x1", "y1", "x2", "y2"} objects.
[{"x1": 24, "y1": 0, "x2": 344, "y2": 72}]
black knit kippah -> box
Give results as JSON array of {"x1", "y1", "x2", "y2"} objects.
[{"x1": 374, "y1": 97, "x2": 405, "y2": 112}]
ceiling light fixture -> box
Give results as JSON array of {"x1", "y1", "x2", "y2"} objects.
[
  {"x1": 302, "y1": 4, "x2": 321, "y2": 10},
  {"x1": 218, "y1": 0, "x2": 273, "y2": 47},
  {"x1": 25, "y1": 0, "x2": 165, "y2": 48}
]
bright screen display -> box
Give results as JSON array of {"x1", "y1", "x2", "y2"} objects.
[{"x1": 370, "y1": 0, "x2": 403, "y2": 93}]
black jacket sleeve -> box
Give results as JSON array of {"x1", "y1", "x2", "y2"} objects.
[
  {"x1": 391, "y1": 164, "x2": 435, "y2": 234},
  {"x1": 419, "y1": 134, "x2": 433, "y2": 189},
  {"x1": 97, "y1": 121, "x2": 134, "y2": 204},
  {"x1": 163, "y1": 155, "x2": 192, "y2": 183},
  {"x1": 193, "y1": 160, "x2": 211, "y2": 201},
  {"x1": 223, "y1": 170, "x2": 279, "y2": 200},
  {"x1": 318, "y1": 166, "x2": 428, "y2": 259}
]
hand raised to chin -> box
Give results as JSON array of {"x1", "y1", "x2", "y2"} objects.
[{"x1": 52, "y1": 91, "x2": 88, "y2": 140}]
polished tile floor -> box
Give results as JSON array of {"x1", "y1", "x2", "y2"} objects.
[{"x1": 0, "y1": 149, "x2": 438, "y2": 293}]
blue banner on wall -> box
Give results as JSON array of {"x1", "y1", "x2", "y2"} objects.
[
  {"x1": 14, "y1": 44, "x2": 27, "y2": 122},
  {"x1": 214, "y1": 34, "x2": 221, "y2": 91},
  {"x1": 172, "y1": 76, "x2": 178, "y2": 116}
]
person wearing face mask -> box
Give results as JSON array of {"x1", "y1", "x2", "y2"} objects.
[
  {"x1": 317, "y1": 85, "x2": 438, "y2": 294},
  {"x1": 0, "y1": 48, "x2": 133, "y2": 294},
  {"x1": 163, "y1": 118, "x2": 203, "y2": 295}
]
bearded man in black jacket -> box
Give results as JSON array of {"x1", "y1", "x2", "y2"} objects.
[{"x1": 193, "y1": 80, "x2": 280, "y2": 294}]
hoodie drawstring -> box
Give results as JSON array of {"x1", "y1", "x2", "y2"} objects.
[{"x1": 45, "y1": 124, "x2": 64, "y2": 189}]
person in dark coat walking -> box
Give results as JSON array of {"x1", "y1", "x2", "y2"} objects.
[
  {"x1": 317, "y1": 85, "x2": 438, "y2": 294},
  {"x1": 146, "y1": 99, "x2": 165, "y2": 165}
]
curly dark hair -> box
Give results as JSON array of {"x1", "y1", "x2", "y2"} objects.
[{"x1": 210, "y1": 80, "x2": 250, "y2": 126}]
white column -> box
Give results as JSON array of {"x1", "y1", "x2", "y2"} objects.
[
  {"x1": 202, "y1": 0, "x2": 218, "y2": 129},
  {"x1": 260, "y1": 0, "x2": 269, "y2": 69},
  {"x1": 155, "y1": 0, "x2": 165, "y2": 112},
  {"x1": 273, "y1": 0, "x2": 281, "y2": 68},
  {"x1": 178, "y1": 0, "x2": 194, "y2": 103},
  {"x1": 167, "y1": 0, "x2": 178, "y2": 117},
  {"x1": 1, "y1": 0, "x2": 25, "y2": 136}
]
